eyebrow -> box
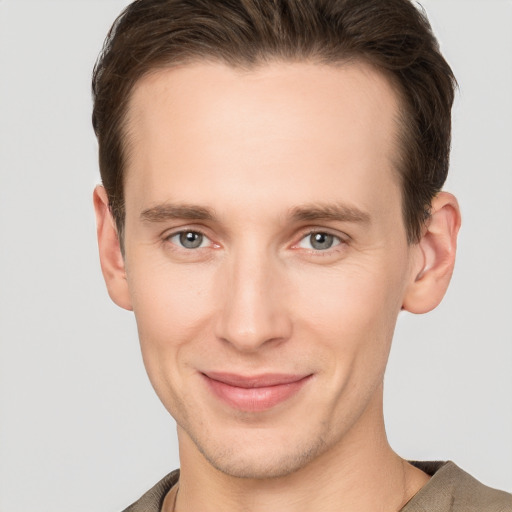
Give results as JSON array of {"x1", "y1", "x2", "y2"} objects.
[
  {"x1": 289, "y1": 203, "x2": 371, "y2": 224},
  {"x1": 140, "y1": 202, "x2": 371, "y2": 225},
  {"x1": 140, "y1": 203, "x2": 215, "y2": 222}
]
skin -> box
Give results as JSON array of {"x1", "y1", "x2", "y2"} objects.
[{"x1": 94, "y1": 61, "x2": 460, "y2": 511}]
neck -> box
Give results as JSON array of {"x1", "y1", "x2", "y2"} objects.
[{"x1": 173, "y1": 390, "x2": 429, "y2": 512}]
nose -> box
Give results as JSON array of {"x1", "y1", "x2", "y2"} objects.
[{"x1": 214, "y1": 246, "x2": 292, "y2": 352}]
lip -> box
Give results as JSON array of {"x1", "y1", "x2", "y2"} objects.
[{"x1": 202, "y1": 372, "x2": 312, "y2": 412}]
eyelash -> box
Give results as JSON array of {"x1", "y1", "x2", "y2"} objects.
[
  {"x1": 163, "y1": 228, "x2": 347, "y2": 255},
  {"x1": 164, "y1": 229, "x2": 216, "y2": 250},
  {"x1": 293, "y1": 230, "x2": 347, "y2": 255}
]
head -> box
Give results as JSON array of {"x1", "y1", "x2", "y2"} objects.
[
  {"x1": 93, "y1": 0, "x2": 460, "y2": 480},
  {"x1": 92, "y1": 0, "x2": 456, "y2": 247}
]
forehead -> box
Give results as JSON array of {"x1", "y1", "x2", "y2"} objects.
[{"x1": 124, "y1": 61, "x2": 403, "y2": 225}]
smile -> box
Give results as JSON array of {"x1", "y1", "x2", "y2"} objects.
[{"x1": 202, "y1": 372, "x2": 313, "y2": 412}]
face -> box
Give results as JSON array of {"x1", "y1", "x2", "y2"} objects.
[{"x1": 120, "y1": 61, "x2": 420, "y2": 478}]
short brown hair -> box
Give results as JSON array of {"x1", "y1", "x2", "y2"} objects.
[{"x1": 92, "y1": 0, "x2": 456, "y2": 244}]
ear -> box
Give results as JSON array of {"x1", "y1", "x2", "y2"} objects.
[
  {"x1": 93, "y1": 185, "x2": 133, "y2": 311},
  {"x1": 402, "y1": 192, "x2": 461, "y2": 314}
]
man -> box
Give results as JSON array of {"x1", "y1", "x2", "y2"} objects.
[{"x1": 91, "y1": 0, "x2": 511, "y2": 511}]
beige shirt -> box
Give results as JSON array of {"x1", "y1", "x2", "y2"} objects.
[{"x1": 122, "y1": 461, "x2": 512, "y2": 512}]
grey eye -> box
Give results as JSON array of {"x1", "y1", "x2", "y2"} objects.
[
  {"x1": 309, "y1": 232, "x2": 335, "y2": 250},
  {"x1": 297, "y1": 232, "x2": 341, "y2": 251},
  {"x1": 178, "y1": 231, "x2": 204, "y2": 249}
]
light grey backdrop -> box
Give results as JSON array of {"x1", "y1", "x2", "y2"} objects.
[{"x1": 0, "y1": 1, "x2": 511, "y2": 511}]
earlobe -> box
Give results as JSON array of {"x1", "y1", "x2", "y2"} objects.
[
  {"x1": 93, "y1": 185, "x2": 133, "y2": 311},
  {"x1": 402, "y1": 192, "x2": 461, "y2": 314}
]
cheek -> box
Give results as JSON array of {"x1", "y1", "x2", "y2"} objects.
[
  {"x1": 292, "y1": 258, "x2": 406, "y2": 363},
  {"x1": 125, "y1": 256, "x2": 220, "y2": 418},
  {"x1": 292, "y1": 261, "x2": 407, "y2": 416},
  {"x1": 297, "y1": 259, "x2": 403, "y2": 319},
  {"x1": 126, "y1": 256, "x2": 216, "y2": 361}
]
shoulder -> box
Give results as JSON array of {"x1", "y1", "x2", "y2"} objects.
[
  {"x1": 121, "y1": 469, "x2": 180, "y2": 512},
  {"x1": 402, "y1": 461, "x2": 512, "y2": 512}
]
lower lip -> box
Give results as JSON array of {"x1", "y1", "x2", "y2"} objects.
[{"x1": 203, "y1": 375, "x2": 311, "y2": 412}]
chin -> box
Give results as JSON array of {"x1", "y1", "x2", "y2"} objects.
[{"x1": 191, "y1": 427, "x2": 329, "y2": 480}]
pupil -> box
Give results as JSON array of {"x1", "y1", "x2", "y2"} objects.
[
  {"x1": 180, "y1": 231, "x2": 202, "y2": 248},
  {"x1": 311, "y1": 233, "x2": 333, "y2": 250}
]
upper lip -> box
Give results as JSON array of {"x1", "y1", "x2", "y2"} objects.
[{"x1": 203, "y1": 372, "x2": 311, "y2": 388}]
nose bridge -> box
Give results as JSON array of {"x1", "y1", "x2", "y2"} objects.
[{"x1": 215, "y1": 240, "x2": 290, "y2": 351}]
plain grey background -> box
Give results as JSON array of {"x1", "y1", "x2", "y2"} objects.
[{"x1": 0, "y1": 1, "x2": 511, "y2": 510}]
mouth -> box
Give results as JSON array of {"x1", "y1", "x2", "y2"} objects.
[{"x1": 201, "y1": 372, "x2": 313, "y2": 412}]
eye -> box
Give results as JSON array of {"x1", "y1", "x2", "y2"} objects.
[
  {"x1": 297, "y1": 232, "x2": 342, "y2": 251},
  {"x1": 168, "y1": 230, "x2": 210, "y2": 249}
]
